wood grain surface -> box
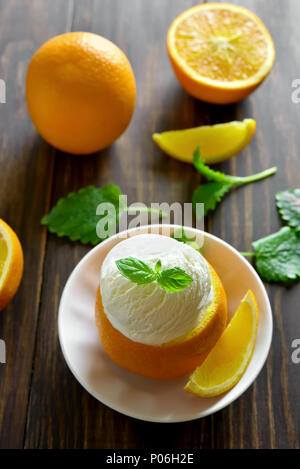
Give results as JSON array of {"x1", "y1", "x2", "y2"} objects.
[{"x1": 0, "y1": 0, "x2": 299, "y2": 449}]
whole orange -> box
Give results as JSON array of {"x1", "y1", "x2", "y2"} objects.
[{"x1": 26, "y1": 32, "x2": 136, "y2": 154}]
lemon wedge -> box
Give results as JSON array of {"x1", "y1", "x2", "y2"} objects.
[{"x1": 153, "y1": 119, "x2": 256, "y2": 164}]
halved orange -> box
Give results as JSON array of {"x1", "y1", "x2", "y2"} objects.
[
  {"x1": 167, "y1": 3, "x2": 275, "y2": 104},
  {"x1": 95, "y1": 263, "x2": 227, "y2": 380},
  {"x1": 0, "y1": 219, "x2": 24, "y2": 311},
  {"x1": 184, "y1": 290, "x2": 258, "y2": 397}
]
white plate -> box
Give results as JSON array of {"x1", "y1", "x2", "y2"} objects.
[{"x1": 58, "y1": 224, "x2": 272, "y2": 423}]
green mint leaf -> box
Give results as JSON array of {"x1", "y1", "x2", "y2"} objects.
[
  {"x1": 276, "y1": 189, "x2": 300, "y2": 232},
  {"x1": 193, "y1": 182, "x2": 232, "y2": 216},
  {"x1": 171, "y1": 227, "x2": 202, "y2": 252},
  {"x1": 171, "y1": 227, "x2": 190, "y2": 243},
  {"x1": 252, "y1": 226, "x2": 300, "y2": 283},
  {"x1": 116, "y1": 257, "x2": 193, "y2": 292},
  {"x1": 157, "y1": 267, "x2": 193, "y2": 292},
  {"x1": 155, "y1": 260, "x2": 162, "y2": 274},
  {"x1": 115, "y1": 257, "x2": 157, "y2": 284},
  {"x1": 193, "y1": 147, "x2": 277, "y2": 186},
  {"x1": 41, "y1": 184, "x2": 123, "y2": 245}
]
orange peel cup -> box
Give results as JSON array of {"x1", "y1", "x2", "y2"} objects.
[{"x1": 95, "y1": 263, "x2": 227, "y2": 380}]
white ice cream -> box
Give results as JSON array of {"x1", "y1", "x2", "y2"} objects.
[{"x1": 100, "y1": 234, "x2": 213, "y2": 346}]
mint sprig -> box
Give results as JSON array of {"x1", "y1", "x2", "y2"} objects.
[
  {"x1": 192, "y1": 147, "x2": 277, "y2": 216},
  {"x1": 115, "y1": 257, "x2": 193, "y2": 292},
  {"x1": 252, "y1": 227, "x2": 300, "y2": 283},
  {"x1": 241, "y1": 188, "x2": 300, "y2": 284},
  {"x1": 41, "y1": 185, "x2": 123, "y2": 245},
  {"x1": 276, "y1": 189, "x2": 300, "y2": 232},
  {"x1": 193, "y1": 147, "x2": 277, "y2": 185},
  {"x1": 41, "y1": 184, "x2": 167, "y2": 245}
]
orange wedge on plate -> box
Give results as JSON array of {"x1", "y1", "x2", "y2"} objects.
[
  {"x1": 184, "y1": 290, "x2": 259, "y2": 397},
  {"x1": 153, "y1": 119, "x2": 256, "y2": 164},
  {"x1": 167, "y1": 3, "x2": 275, "y2": 104},
  {"x1": 0, "y1": 219, "x2": 24, "y2": 311}
]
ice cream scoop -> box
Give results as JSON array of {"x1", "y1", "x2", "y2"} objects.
[{"x1": 100, "y1": 234, "x2": 213, "y2": 345}]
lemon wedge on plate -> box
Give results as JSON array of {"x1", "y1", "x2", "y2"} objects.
[
  {"x1": 153, "y1": 119, "x2": 256, "y2": 164},
  {"x1": 184, "y1": 290, "x2": 259, "y2": 397}
]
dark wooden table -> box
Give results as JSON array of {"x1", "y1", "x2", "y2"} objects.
[{"x1": 0, "y1": 0, "x2": 299, "y2": 449}]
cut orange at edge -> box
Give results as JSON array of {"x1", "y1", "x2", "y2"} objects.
[
  {"x1": 152, "y1": 119, "x2": 256, "y2": 164},
  {"x1": 0, "y1": 219, "x2": 24, "y2": 311},
  {"x1": 184, "y1": 290, "x2": 258, "y2": 397},
  {"x1": 167, "y1": 3, "x2": 275, "y2": 104}
]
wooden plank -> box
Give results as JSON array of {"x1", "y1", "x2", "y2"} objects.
[
  {"x1": 0, "y1": 0, "x2": 73, "y2": 449},
  {"x1": 207, "y1": 0, "x2": 300, "y2": 449},
  {"x1": 23, "y1": 0, "x2": 300, "y2": 449}
]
